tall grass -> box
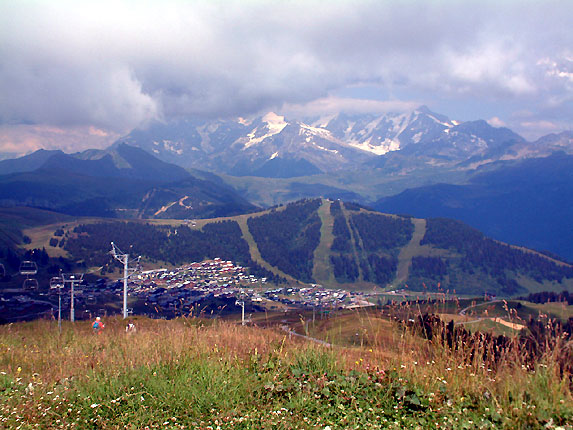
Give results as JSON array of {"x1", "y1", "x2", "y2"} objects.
[{"x1": 1, "y1": 313, "x2": 572, "y2": 429}]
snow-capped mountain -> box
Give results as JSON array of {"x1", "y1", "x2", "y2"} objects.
[
  {"x1": 312, "y1": 105, "x2": 457, "y2": 155},
  {"x1": 116, "y1": 107, "x2": 573, "y2": 178},
  {"x1": 227, "y1": 112, "x2": 377, "y2": 176},
  {"x1": 120, "y1": 112, "x2": 374, "y2": 177}
]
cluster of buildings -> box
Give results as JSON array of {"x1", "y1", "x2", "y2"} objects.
[
  {"x1": 129, "y1": 259, "x2": 373, "y2": 313},
  {"x1": 1, "y1": 258, "x2": 374, "y2": 322},
  {"x1": 264, "y1": 286, "x2": 357, "y2": 309},
  {"x1": 135, "y1": 258, "x2": 265, "y2": 291},
  {"x1": 129, "y1": 258, "x2": 267, "y2": 312}
]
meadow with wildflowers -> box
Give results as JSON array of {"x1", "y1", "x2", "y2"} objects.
[{"x1": 0, "y1": 309, "x2": 572, "y2": 429}]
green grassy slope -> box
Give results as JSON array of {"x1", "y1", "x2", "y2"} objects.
[
  {"x1": 312, "y1": 199, "x2": 335, "y2": 285},
  {"x1": 1, "y1": 314, "x2": 571, "y2": 429}
]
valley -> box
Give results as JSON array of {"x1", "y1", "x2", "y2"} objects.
[
  {"x1": 2, "y1": 2, "x2": 573, "y2": 427},
  {"x1": 1, "y1": 198, "x2": 572, "y2": 326},
  {"x1": 10, "y1": 199, "x2": 573, "y2": 296},
  {"x1": 1, "y1": 116, "x2": 572, "y2": 428}
]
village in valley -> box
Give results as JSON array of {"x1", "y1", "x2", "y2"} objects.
[{"x1": 0, "y1": 257, "x2": 372, "y2": 323}]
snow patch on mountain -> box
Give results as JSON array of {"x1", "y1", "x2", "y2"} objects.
[
  {"x1": 162, "y1": 140, "x2": 184, "y2": 155},
  {"x1": 196, "y1": 124, "x2": 214, "y2": 152},
  {"x1": 364, "y1": 117, "x2": 384, "y2": 135},
  {"x1": 391, "y1": 113, "x2": 412, "y2": 134},
  {"x1": 412, "y1": 132, "x2": 423, "y2": 144},
  {"x1": 427, "y1": 114, "x2": 455, "y2": 128},
  {"x1": 241, "y1": 112, "x2": 287, "y2": 149},
  {"x1": 299, "y1": 123, "x2": 335, "y2": 140},
  {"x1": 310, "y1": 114, "x2": 337, "y2": 129},
  {"x1": 345, "y1": 121, "x2": 356, "y2": 135},
  {"x1": 347, "y1": 137, "x2": 400, "y2": 155},
  {"x1": 314, "y1": 144, "x2": 339, "y2": 154},
  {"x1": 237, "y1": 117, "x2": 252, "y2": 126}
]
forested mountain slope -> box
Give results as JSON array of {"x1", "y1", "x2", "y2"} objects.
[
  {"x1": 22, "y1": 199, "x2": 573, "y2": 297},
  {"x1": 374, "y1": 152, "x2": 573, "y2": 260}
]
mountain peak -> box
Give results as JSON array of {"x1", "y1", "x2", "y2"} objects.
[
  {"x1": 262, "y1": 112, "x2": 286, "y2": 125},
  {"x1": 416, "y1": 105, "x2": 433, "y2": 114},
  {"x1": 0, "y1": 148, "x2": 64, "y2": 175}
]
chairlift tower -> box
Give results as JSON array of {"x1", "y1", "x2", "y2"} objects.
[
  {"x1": 50, "y1": 276, "x2": 64, "y2": 332},
  {"x1": 235, "y1": 289, "x2": 247, "y2": 326},
  {"x1": 61, "y1": 273, "x2": 83, "y2": 322},
  {"x1": 110, "y1": 242, "x2": 140, "y2": 319},
  {"x1": 235, "y1": 299, "x2": 245, "y2": 325}
]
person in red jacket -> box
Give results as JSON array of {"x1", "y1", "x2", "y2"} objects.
[{"x1": 92, "y1": 316, "x2": 105, "y2": 335}]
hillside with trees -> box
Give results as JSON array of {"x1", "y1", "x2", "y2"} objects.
[
  {"x1": 409, "y1": 218, "x2": 573, "y2": 295},
  {"x1": 328, "y1": 200, "x2": 359, "y2": 282},
  {"x1": 3, "y1": 199, "x2": 573, "y2": 296},
  {"x1": 63, "y1": 220, "x2": 282, "y2": 282},
  {"x1": 247, "y1": 199, "x2": 322, "y2": 283}
]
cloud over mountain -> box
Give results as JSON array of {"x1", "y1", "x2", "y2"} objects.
[{"x1": 1, "y1": 0, "x2": 572, "y2": 154}]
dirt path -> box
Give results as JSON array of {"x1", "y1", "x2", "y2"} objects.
[
  {"x1": 280, "y1": 325, "x2": 332, "y2": 347},
  {"x1": 457, "y1": 301, "x2": 525, "y2": 331},
  {"x1": 457, "y1": 317, "x2": 525, "y2": 331},
  {"x1": 492, "y1": 317, "x2": 525, "y2": 331},
  {"x1": 395, "y1": 218, "x2": 426, "y2": 286},
  {"x1": 459, "y1": 300, "x2": 502, "y2": 316}
]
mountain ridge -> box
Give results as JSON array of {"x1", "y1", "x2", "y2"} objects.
[
  {"x1": 0, "y1": 144, "x2": 257, "y2": 219},
  {"x1": 115, "y1": 106, "x2": 572, "y2": 179},
  {"x1": 36, "y1": 198, "x2": 573, "y2": 297},
  {"x1": 374, "y1": 152, "x2": 573, "y2": 260}
]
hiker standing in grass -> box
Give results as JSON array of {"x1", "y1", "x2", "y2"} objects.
[
  {"x1": 126, "y1": 320, "x2": 136, "y2": 334},
  {"x1": 92, "y1": 316, "x2": 105, "y2": 335}
]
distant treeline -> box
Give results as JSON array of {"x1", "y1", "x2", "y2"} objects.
[
  {"x1": 351, "y1": 213, "x2": 414, "y2": 254},
  {"x1": 351, "y1": 213, "x2": 412, "y2": 285},
  {"x1": 330, "y1": 254, "x2": 359, "y2": 283},
  {"x1": 64, "y1": 220, "x2": 284, "y2": 283},
  {"x1": 411, "y1": 256, "x2": 448, "y2": 280},
  {"x1": 330, "y1": 200, "x2": 352, "y2": 253},
  {"x1": 329, "y1": 201, "x2": 358, "y2": 282},
  {"x1": 362, "y1": 254, "x2": 397, "y2": 285},
  {"x1": 520, "y1": 291, "x2": 573, "y2": 305},
  {"x1": 327, "y1": 202, "x2": 413, "y2": 285},
  {"x1": 248, "y1": 199, "x2": 321, "y2": 283},
  {"x1": 422, "y1": 218, "x2": 573, "y2": 284},
  {"x1": 343, "y1": 201, "x2": 371, "y2": 212}
]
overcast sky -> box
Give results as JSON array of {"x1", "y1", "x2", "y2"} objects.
[{"x1": 1, "y1": 0, "x2": 572, "y2": 156}]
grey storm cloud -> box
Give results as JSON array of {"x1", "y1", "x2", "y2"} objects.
[{"x1": 1, "y1": 0, "x2": 572, "y2": 137}]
